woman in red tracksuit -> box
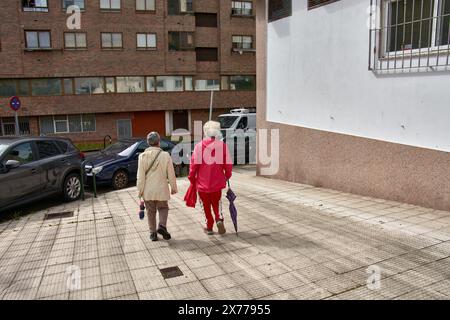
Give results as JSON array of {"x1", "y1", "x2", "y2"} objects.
[{"x1": 188, "y1": 121, "x2": 233, "y2": 235}]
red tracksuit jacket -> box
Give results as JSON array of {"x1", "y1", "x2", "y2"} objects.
[{"x1": 188, "y1": 137, "x2": 233, "y2": 193}]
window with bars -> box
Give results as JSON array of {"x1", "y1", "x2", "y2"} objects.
[
  {"x1": 268, "y1": 0, "x2": 292, "y2": 22},
  {"x1": 369, "y1": 0, "x2": 450, "y2": 72},
  {"x1": 0, "y1": 118, "x2": 31, "y2": 136},
  {"x1": 39, "y1": 115, "x2": 96, "y2": 134}
]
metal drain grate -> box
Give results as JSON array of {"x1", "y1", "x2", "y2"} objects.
[
  {"x1": 159, "y1": 266, "x2": 184, "y2": 279},
  {"x1": 44, "y1": 211, "x2": 74, "y2": 220}
]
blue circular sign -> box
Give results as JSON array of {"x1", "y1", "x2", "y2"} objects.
[{"x1": 10, "y1": 96, "x2": 21, "y2": 111}]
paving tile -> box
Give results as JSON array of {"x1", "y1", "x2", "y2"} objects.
[
  {"x1": 102, "y1": 281, "x2": 137, "y2": 300},
  {"x1": 201, "y1": 274, "x2": 237, "y2": 293}
]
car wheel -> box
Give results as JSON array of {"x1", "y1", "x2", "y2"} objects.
[
  {"x1": 112, "y1": 170, "x2": 129, "y2": 190},
  {"x1": 63, "y1": 173, "x2": 82, "y2": 202}
]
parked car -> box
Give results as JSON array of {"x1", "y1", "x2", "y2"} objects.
[
  {"x1": 0, "y1": 136, "x2": 84, "y2": 212},
  {"x1": 84, "y1": 138, "x2": 176, "y2": 190}
]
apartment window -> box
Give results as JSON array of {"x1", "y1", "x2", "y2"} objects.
[
  {"x1": 31, "y1": 79, "x2": 62, "y2": 96},
  {"x1": 100, "y1": 0, "x2": 121, "y2": 10},
  {"x1": 168, "y1": 0, "x2": 193, "y2": 15},
  {"x1": 75, "y1": 78, "x2": 105, "y2": 94},
  {"x1": 268, "y1": 0, "x2": 292, "y2": 22},
  {"x1": 146, "y1": 77, "x2": 155, "y2": 92},
  {"x1": 222, "y1": 75, "x2": 256, "y2": 90},
  {"x1": 136, "y1": 0, "x2": 155, "y2": 11},
  {"x1": 195, "y1": 80, "x2": 220, "y2": 91},
  {"x1": 22, "y1": 0, "x2": 48, "y2": 12},
  {"x1": 116, "y1": 77, "x2": 145, "y2": 93},
  {"x1": 101, "y1": 33, "x2": 122, "y2": 49},
  {"x1": 0, "y1": 80, "x2": 18, "y2": 97},
  {"x1": 195, "y1": 13, "x2": 218, "y2": 27},
  {"x1": 232, "y1": 1, "x2": 253, "y2": 16},
  {"x1": 64, "y1": 32, "x2": 87, "y2": 49},
  {"x1": 105, "y1": 77, "x2": 116, "y2": 93},
  {"x1": 25, "y1": 31, "x2": 51, "y2": 49},
  {"x1": 168, "y1": 32, "x2": 194, "y2": 50},
  {"x1": 308, "y1": 0, "x2": 339, "y2": 10},
  {"x1": 196, "y1": 48, "x2": 218, "y2": 61},
  {"x1": 63, "y1": 78, "x2": 74, "y2": 94},
  {"x1": 40, "y1": 114, "x2": 96, "y2": 134},
  {"x1": 156, "y1": 76, "x2": 184, "y2": 92},
  {"x1": 137, "y1": 33, "x2": 156, "y2": 49},
  {"x1": 232, "y1": 35, "x2": 253, "y2": 49},
  {"x1": 184, "y1": 76, "x2": 193, "y2": 91},
  {"x1": 18, "y1": 80, "x2": 30, "y2": 96},
  {"x1": 62, "y1": 0, "x2": 85, "y2": 10}
]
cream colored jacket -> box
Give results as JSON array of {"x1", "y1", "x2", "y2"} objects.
[{"x1": 136, "y1": 147, "x2": 178, "y2": 201}]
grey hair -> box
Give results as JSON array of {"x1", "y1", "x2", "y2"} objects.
[
  {"x1": 203, "y1": 121, "x2": 222, "y2": 138},
  {"x1": 147, "y1": 132, "x2": 160, "y2": 146}
]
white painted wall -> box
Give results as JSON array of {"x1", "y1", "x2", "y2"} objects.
[{"x1": 267, "y1": 0, "x2": 450, "y2": 152}]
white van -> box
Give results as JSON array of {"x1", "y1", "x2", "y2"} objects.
[
  {"x1": 217, "y1": 108, "x2": 256, "y2": 164},
  {"x1": 217, "y1": 108, "x2": 256, "y2": 137}
]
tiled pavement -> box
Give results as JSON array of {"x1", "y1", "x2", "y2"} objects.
[{"x1": 1, "y1": 166, "x2": 450, "y2": 300}]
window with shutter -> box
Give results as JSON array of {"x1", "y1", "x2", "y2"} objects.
[
  {"x1": 308, "y1": 0, "x2": 340, "y2": 10},
  {"x1": 268, "y1": 0, "x2": 291, "y2": 22}
]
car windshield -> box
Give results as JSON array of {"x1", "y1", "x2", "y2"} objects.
[
  {"x1": 103, "y1": 141, "x2": 137, "y2": 156},
  {"x1": 218, "y1": 116, "x2": 239, "y2": 129},
  {"x1": 0, "y1": 144, "x2": 9, "y2": 158}
]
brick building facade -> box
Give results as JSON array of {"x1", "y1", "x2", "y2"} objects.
[{"x1": 0, "y1": 0, "x2": 256, "y2": 144}]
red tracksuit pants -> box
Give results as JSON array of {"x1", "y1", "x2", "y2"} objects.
[{"x1": 199, "y1": 191, "x2": 223, "y2": 230}]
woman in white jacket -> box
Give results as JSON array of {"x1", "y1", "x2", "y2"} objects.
[{"x1": 137, "y1": 132, "x2": 178, "y2": 241}]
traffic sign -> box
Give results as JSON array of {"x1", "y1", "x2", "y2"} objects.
[{"x1": 10, "y1": 96, "x2": 21, "y2": 112}]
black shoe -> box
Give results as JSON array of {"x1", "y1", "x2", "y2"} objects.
[
  {"x1": 150, "y1": 232, "x2": 158, "y2": 241},
  {"x1": 157, "y1": 225, "x2": 171, "y2": 240}
]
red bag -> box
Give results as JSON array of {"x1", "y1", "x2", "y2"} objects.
[{"x1": 184, "y1": 183, "x2": 197, "y2": 208}]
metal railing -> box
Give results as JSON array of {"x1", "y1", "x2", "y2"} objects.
[{"x1": 369, "y1": 0, "x2": 450, "y2": 73}]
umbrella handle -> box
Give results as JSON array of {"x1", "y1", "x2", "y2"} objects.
[{"x1": 227, "y1": 180, "x2": 231, "y2": 188}]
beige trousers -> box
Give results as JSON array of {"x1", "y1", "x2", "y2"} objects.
[{"x1": 145, "y1": 201, "x2": 169, "y2": 233}]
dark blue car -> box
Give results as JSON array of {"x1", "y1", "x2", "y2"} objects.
[{"x1": 84, "y1": 138, "x2": 176, "y2": 190}]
